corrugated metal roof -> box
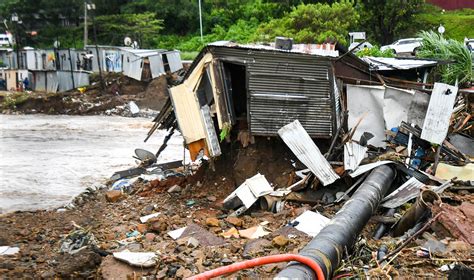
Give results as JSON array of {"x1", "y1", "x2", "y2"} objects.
[
  {"x1": 278, "y1": 120, "x2": 339, "y2": 186},
  {"x1": 363, "y1": 57, "x2": 439, "y2": 71}
]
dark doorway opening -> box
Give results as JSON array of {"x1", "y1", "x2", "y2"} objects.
[{"x1": 222, "y1": 62, "x2": 247, "y2": 122}]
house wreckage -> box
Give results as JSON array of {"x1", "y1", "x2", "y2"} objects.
[{"x1": 95, "y1": 40, "x2": 472, "y2": 278}]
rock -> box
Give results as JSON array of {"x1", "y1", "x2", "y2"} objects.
[
  {"x1": 156, "y1": 267, "x2": 168, "y2": 279},
  {"x1": 105, "y1": 190, "x2": 124, "y2": 203},
  {"x1": 221, "y1": 258, "x2": 233, "y2": 265},
  {"x1": 206, "y1": 217, "x2": 220, "y2": 227},
  {"x1": 40, "y1": 270, "x2": 56, "y2": 279},
  {"x1": 145, "y1": 233, "x2": 156, "y2": 242},
  {"x1": 272, "y1": 235, "x2": 289, "y2": 247},
  {"x1": 56, "y1": 248, "x2": 102, "y2": 277},
  {"x1": 136, "y1": 224, "x2": 148, "y2": 233},
  {"x1": 207, "y1": 196, "x2": 217, "y2": 202},
  {"x1": 167, "y1": 184, "x2": 182, "y2": 193},
  {"x1": 176, "y1": 267, "x2": 193, "y2": 278},
  {"x1": 187, "y1": 237, "x2": 200, "y2": 248},
  {"x1": 226, "y1": 217, "x2": 243, "y2": 227}
]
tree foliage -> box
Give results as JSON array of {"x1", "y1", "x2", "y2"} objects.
[
  {"x1": 417, "y1": 30, "x2": 473, "y2": 86},
  {"x1": 256, "y1": 1, "x2": 359, "y2": 45},
  {"x1": 95, "y1": 13, "x2": 163, "y2": 48},
  {"x1": 356, "y1": 0, "x2": 424, "y2": 45}
]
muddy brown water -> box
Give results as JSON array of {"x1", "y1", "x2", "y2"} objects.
[{"x1": 0, "y1": 114, "x2": 184, "y2": 214}]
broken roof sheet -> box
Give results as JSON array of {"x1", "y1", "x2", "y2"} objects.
[
  {"x1": 208, "y1": 41, "x2": 340, "y2": 57},
  {"x1": 363, "y1": 56, "x2": 440, "y2": 71}
]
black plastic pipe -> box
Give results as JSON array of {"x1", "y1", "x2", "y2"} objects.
[{"x1": 276, "y1": 165, "x2": 396, "y2": 280}]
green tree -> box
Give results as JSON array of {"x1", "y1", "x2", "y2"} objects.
[
  {"x1": 356, "y1": 0, "x2": 424, "y2": 45},
  {"x1": 95, "y1": 12, "x2": 163, "y2": 48},
  {"x1": 256, "y1": 1, "x2": 359, "y2": 45}
]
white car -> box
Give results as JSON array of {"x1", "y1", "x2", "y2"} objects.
[{"x1": 381, "y1": 38, "x2": 423, "y2": 55}]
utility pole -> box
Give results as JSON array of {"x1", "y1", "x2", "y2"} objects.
[
  {"x1": 198, "y1": 0, "x2": 203, "y2": 41},
  {"x1": 83, "y1": 1, "x2": 88, "y2": 48},
  {"x1": 88, "y1": 3, "x2": 105, "y2": 92}
]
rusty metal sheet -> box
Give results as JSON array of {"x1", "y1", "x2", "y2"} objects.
[{"x1": 278, "y1": 120, "x2": 339, "y2": 186}]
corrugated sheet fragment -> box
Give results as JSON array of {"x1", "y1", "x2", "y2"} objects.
[
  {"x1": 278, "y1": 120, "x2": 339, "y2": 186},
  {"x1": 344, "y1": 141, "x2": 367, "y2": 172},
  {"x1": 421, "y1": 83, "x2": 458, "y2": 144},
  {"x1": 381, "y1": 177, "x2": 425, "y2": 208}
]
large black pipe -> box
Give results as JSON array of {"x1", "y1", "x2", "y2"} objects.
[{"x1": 276, "y1": 165, "x2": 396, "y2": 279}]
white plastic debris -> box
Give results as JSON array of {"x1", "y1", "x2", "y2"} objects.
[
  {"x1": 139, "y1": 212, "x2": 161, "y2": 223},
  {"x1": 0, "y1": 246, "x2": 20, "y2": 256},
  {"x1": 224, "y1": 173, "x2": 273, "y2": 209},
  {"x1": 168, "y1": 226, "x2": 187, "y2": 240},
  {"x1": 128, "y1": 101, "x2": 140, "y2": 115},
  {"x1": 292, "y1": 210, "x2": 330, "y2": 237},
  {"x1": 113, "y1": 250, "x2": 157, "y2": 267}
]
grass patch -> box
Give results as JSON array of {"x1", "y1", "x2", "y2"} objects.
[{"x1": 415, "y1": 6, "x2": 474, "y2": 41}]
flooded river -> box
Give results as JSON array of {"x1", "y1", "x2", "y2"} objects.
[{"x1": 0, "y1": 114, "x2": 184, "y2": 214}]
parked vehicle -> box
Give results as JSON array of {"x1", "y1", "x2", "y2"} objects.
[
  {"x1": 0, "y1": 33, "x2": 13, "y2": 47},
  {"x1": 464, "y1": 38, "x2": 474, "y2": 53},
  {"x1": 381, "y1": 38, "x2": 423, "y2": 55}
]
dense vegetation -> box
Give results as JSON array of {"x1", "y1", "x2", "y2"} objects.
[{"x1": 0, "y1": 0, "x2": 473, "y2": 56}]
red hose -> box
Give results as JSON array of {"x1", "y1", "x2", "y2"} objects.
[{"x1": 186, "y1": 253, "x2": 325, "y2": 280}]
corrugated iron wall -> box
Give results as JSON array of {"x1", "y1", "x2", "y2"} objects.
[{"x1": 211, "y1": 47, "x2": 336, "y2": 138}]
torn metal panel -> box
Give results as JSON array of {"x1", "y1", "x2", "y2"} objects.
[
  {"x1": 164, "y1": 51, "x2": 183, "y2": 73},
  {"x1": 278, "y1": 120, "x2": 339, "y2": 186},
  {"x1": 347, "y1": 85, "x2": 386, "y2": 147},
  {"x1": 344, "y1": 141, "x2": 368, "y2": 171},
  {"x1": 380, "y1": 177, "x2": 426, "y2": 208},
  {"x1": 200, "y1": 105, "x2": 221, "y2": 157},
  {"x1": 148, "y1": 54, "x2": 165, "y2": 78},
  {"x1": 169, "y1": 84, "x2": 206, "y2": 143},
  {"x1": 349, "y1": 160, "x2": 392, "y2": 178},
  {"x1": 383, "y1": 86, "x2": 415, "y2": 130},
  {"x1": 421, "y1": 83, "x2": 458, "y2": 144}
]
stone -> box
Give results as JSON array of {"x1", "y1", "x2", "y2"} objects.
[
  {"x1": 187, "y1": 237, "x2": 200, "y2": 248},
  {"x1": 167, "y1": 185, "x2": 182, "y2": 193},
  {"x1": 175, "y1": 267, "x2": 193, "y2": 278},
  {"x1": 221, "y1": 258, "x2": 233, "y2": 265},
  {"x1": 272, "y1": 235, "x2": 289, "y2": 247},
  {"x1": 226, "y1": 217, "x2": 243, "y2": 227},
  {"x1": 207, "y1": 196, "x2": 217, "y2": 202},
  {"x1": 145, "y1": 233, "x2": 156, "y2": 242},
  {"x1": 105, "y1": 233, "x2": 115, "y2": 241},
  {"x1": 105, "y1": 190, "x2": 124, "y2": 203},
  {"x1": 136, "y1": 224, "x2": 148, "y2": 233},
  {"x1": 206, "y1": 217, "x2": 220, "y2": 227}
]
